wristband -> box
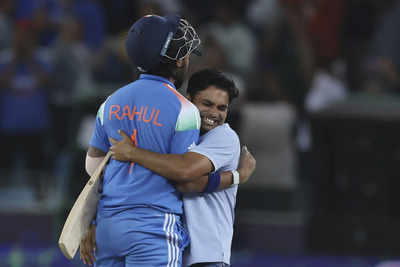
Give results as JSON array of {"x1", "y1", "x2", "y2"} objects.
[
  {"x1": 231, "y1": 170, "x2": 240, "y2": 185},
  {"x1": 203, "y1": 171, "x2": 221, "y2": 193}
]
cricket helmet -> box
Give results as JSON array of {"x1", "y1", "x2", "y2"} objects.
[{"x1": 126, "y1": 14, "x2": 201, "y2": 72}]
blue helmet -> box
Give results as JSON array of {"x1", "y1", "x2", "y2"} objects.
[{"x1": 126, "y1": 14, "x2": 201, "y2": 72}]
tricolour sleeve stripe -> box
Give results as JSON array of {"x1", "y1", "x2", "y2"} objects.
[
  {"x1": 97, "y1": 102, "x2": 105, "y2": 125},
  {"x1": 163, "y1": 83, "x2": 200, "y2": 131},
  {"x1": 97, "y1": 96, "x2": 112, "y2": 126}
]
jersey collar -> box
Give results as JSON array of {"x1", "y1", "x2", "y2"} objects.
[{"x1": 139, "y1": 74, "x2": 176, "y2": 89}]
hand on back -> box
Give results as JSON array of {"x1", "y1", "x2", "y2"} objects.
[
  {"x1": 109, "y1": 130, "x2": 135, "y2": 162},
  {"x1": 238, "y1": 145, "x2": 256, "y2": 184}
]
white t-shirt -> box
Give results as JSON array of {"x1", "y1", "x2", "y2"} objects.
[{"x1": 183, "y1": 123, "x2": 240, "y2": 266}]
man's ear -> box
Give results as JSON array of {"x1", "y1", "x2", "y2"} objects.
[{"x1": 176, "y1": 59, "x2": 184, "y2": 68}]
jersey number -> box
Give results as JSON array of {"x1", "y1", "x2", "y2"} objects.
[{"x1": 129, "y1": 129, "x2": 138, "y2": 174}]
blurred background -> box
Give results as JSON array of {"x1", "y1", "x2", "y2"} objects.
[{"x1": 1, "y1": 0, "x2": 400, "y2": 266}]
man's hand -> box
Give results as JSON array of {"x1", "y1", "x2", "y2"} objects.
[
  {"x1": 109, "y1": 130, "x2": 135, "y2": 162},
  {"x1": 80, "y1": 224, "x2": 96, "y2": 266},
  {"x1": 238, "y1": 145, "x2": 256, "y2": 184}
]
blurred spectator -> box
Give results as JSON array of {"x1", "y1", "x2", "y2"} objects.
[
  {"x1": 363, "y1": 0, "x2": 400, "y2": 94},
  {"x1": 0, "y1": 0, "x2": 13, "y2": 51},
  {"x1": 245, "y1": 0, "x2": 346, "y2": 213},
  {"x1": 306, "y1": 0, "x2": 346, "y2": 66},
  {"x1": 246, "y1": 0, "x2": 284, "y2": 31},
  {"x1": 305, "y1": 68, "x2": 348, "y2": 112},
  {"x1": 65, "y1": 0, "x2": 134, "y2": 85},
  {"x1": 280, "y1": 0, "x2": 346, "y2": 65},
  {"x1": 342, "y1": 0, "x2": 385, "y2": 91},
  {"x1": 32, "y1": 0, "x2": 62, "y2": 47},
  {"x1": 49, "y1": 15, "x2": 94, "y2": 153},
  {"x1": 14, "y1": 0, "x2": 40, "y2": 20},
  {"x1": 68, "y1": 0, "x2": 106, "y2": 50},
  {"x1": 142, "y1": 0, "x2": 182, "y2": 14},
  {"x1": 99, "y1": 0, "x2": 136, "y2": 35},
  {"x1": 91, "y1": 32, "x2": 133, "y2": 84},
  {"x1": 205, "y1": 1, "x2": 257, "y2": 76},
  {"x1": 135, "y1": 0, "x2": 163, "y2": 19},
  {"x1": 182, "y1": 0, "x2": 218, "y2": 25},
  {"x1": 190, "y1": 32, "x2": 228, "y2": 74},
  {"x1": 13, "y1": 0, "x2": 62, "y2": 47},
  {"x1": 249, "y1": 3, "x2": 312, "y2": 109},
  {"x1": 0, "y1": 21, "x2": 52, "y2": 198}
]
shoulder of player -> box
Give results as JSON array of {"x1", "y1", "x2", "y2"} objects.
[
  {"x1": 101, "y1": 81, "x2": 191, "y2": 113},
  {"x1": 162, "y1": 85, "x2": 200, "y2": 131},
  {"x1": 159, "y1": 83, "x2": 198, "y2": 116},
  {"x1": 211, "y1": 123, "x2": 237, "y2": 136},
  {"x1": 207, "y1": 124, "x2": 239, "y2": 144},
  {"x1": 161, "y1": 83, "x2": 191, "y2": 106},
  {"x1": 175, "y1": 99, "x2": 200, "y2": 131}
]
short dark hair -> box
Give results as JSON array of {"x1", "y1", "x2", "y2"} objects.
[{"x1": 187, "y1": 69, "x2": 239, "y2": 103}]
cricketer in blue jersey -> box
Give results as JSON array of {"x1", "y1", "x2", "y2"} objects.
[
  {"x1": 105, "y1": 69, "x2": 256, "y2": 267},
  {"x1": 82, "y1": 15, "x2": 204, "y2": 267}
]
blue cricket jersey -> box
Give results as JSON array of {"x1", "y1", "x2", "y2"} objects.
[{"x1": 90, "y1": 74, "x2": 200, "y2": 217}]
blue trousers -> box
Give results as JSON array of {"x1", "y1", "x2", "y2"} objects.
[{"x1": 95, "y1": 207, "x2": 189, "y2": 267}]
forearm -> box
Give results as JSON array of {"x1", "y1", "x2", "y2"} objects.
[
  {"x1": 125, "y1": 147, "x2": 209, "y2": 182},
  {"x1": 85, "y1": 153, "x2": 105, "y2": 176},
  {"x1": 86, "y1": 146, "x2": 107, "y2": 176},
  {"x1": 109, "y1": 130, "x2": 213, "y2": 182},
  {"x1": 177, "y1": 171, "x2": 234, "y2": 193},
  {"x1": 177, "y1": 166, "x2": 252, "y2": 193}
]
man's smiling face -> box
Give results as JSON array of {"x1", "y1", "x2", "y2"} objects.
[{"x1": 190, "y1": 85, "x2": 229, "y2": 134}]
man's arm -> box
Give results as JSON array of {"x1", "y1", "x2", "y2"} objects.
[
  {"x1": 176, "y1": 145, "x2": 256, "y2": 193},
  {"x1": 86, "y1": 100, "x2": 110, "y2": 176},
  {"x1": 109, "y1": 130, "x2": 214, "y2": 182},
  {"x1": 80, "y1": 224, "x2": 96, "y2": 266},
  {"x1": 175, "y1": 173, "x2": 227, "y2": 193},
  {"x1": 85, "y1": 146, "x2": 107, "y2": 176},
  {"x1": 110, "y1": 130, "x2": 256, "y2": 191}
]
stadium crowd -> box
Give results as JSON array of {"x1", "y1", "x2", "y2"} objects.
[{"x1": 1, "y1": 0, "x2": 399, "y2": 214}]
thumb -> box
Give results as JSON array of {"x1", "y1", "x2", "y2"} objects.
[{"x1": 109, "y1": 137, "x2": 117, "y2": 145}]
